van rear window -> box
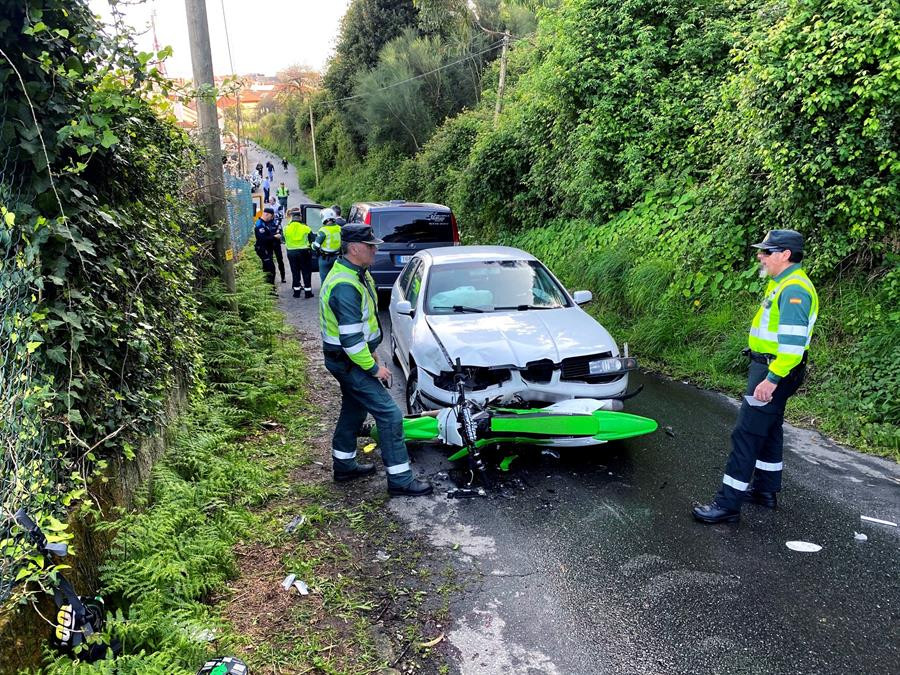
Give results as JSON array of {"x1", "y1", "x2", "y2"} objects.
[{"x1": 372, "y1": 211, "x2": 453, "y2": 243}]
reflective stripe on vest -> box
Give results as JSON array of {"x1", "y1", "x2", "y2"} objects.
[
  {"x1": 284, "y1": 220, "x2": 312, "y2": 250},
  {"x1": 320, "y1": 261, "x2": 381, "y2": 348},
  {"x1": 320, "y1": 224, "x2": 342, "y2": 253},
  {"x1": 748, "y1": 269, "x2": 819, "y2": 355}
]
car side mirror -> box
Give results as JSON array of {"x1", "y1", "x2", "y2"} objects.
[
  {"x1": 396, "y1": 300, "x2": 414, "y2": 316},
  {"x1": 572, "y1": 290, "x2": 593, "y2": 305}
]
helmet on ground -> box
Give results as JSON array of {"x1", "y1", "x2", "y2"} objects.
[{"x1": 321, "y1": 207, "x2": 336, "y2": 223}]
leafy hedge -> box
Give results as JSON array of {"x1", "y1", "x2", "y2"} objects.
[
  {"x1": 264, "y1": 0, "x2": 899, "y2": 455},
  {"x1": 1, "y1": 0, "x2": 215, "y2": 605}
]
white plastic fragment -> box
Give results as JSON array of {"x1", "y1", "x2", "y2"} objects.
[
  {"x1": 860, "y1": 515, "x2": 898, "y2": 527},
  {"x1": 281, "y1": 574, "x2": 296, "y2": 590},
  {"x1": 374, "y1": 550, "x2": 390, "y2": 562},
  {"x1": 293, "y1": 580, "x2": 310, "y2": 595},
  {"x1": 284, "y1": 515, "x2": 306, "y2": 534},
  {"x1": 853, "y1": 532, "x2": 868, "y2": 542},
  {"x1": 785, "y1": 541, "x2": 822, "y2": 553}
]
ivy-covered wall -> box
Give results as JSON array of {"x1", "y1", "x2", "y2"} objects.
[{"x1": 0, "y1": 0, "x2": 215, "y2": 615}]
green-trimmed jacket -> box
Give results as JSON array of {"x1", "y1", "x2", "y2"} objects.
[{"x1": 320, "y1": 258, "x2": 382, "y2": 373}]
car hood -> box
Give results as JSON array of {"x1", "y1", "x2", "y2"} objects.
[{"x1": 413, "y1": 308, "x2": 617, "y2": 372}]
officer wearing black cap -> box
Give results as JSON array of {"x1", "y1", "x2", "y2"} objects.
[
  {"x1": 254, "y1": 207, "x2": 279, "y2": 288},
  {"x1": 694, "y1": 229, "x2": 819, "y2": 523},
  {"x1": 318, "y1": 224, "x2": 432, "y2": 497}
]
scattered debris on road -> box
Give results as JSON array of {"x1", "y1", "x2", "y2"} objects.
[
  {"x1": 860, "y1": 515, "x2": 897, "y2": 527},
  {"x1": 785, "y1": 541, "x2": 822, "y2": 553},
  {"x1": 854, "y1": 532, "x2": 868, "y2": 542},
  {"x1": 664, "y1": 426, "x2": 675, "y2": 437}
]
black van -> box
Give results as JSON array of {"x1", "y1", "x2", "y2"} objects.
[{"x1": 347, "y1": 201, "x2": 459, "y2": 290}]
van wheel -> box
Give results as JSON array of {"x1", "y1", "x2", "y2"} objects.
[{"x1": 406, "y1": 367, "x2": 425, "y2": 414}]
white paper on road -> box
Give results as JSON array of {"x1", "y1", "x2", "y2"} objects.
[
  {"x1": 744, "y1": 395, "x2": 768, "y2": 407},
  {"x1": 785, "y1": 541, "x2": 822, "y2": 553}
]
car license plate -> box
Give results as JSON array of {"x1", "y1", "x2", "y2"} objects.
[{"x1": 397, "y1": 255, "x2": 413, "y2": 264}]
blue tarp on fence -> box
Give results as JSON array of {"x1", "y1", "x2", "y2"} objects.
[{"x1": 224, "y1": 172, "x2": 255, "y2": 253}]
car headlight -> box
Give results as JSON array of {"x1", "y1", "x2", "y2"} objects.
[{"x1": 588, "y1": 357, "x2": 637, "y2": 375}]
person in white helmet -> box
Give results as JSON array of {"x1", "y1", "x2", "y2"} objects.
[{"x1": 313, "y1": 207, "x2": 343, "y2": 280}]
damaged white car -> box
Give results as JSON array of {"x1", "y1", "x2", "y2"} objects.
[{"x1": 388, "y1": 246, "x2": 638, "y2": 412}]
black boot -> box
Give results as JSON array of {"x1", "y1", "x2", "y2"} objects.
[
  {"x1": 305, "y1": 290, "x2": 314, "y2": 299},
  {"x1": 292, "y1": 289, "x2": 301, "y2": 298},
  {"x1": 746, "y1": 486, "x2": 777, "y2": 509},
  {"x1": 334, "y1": 462, "x2": 376, "y2": 483},
  {"x1": 388, "y1": 479, "x2": 433, "y2": 497},
  {"x1": 692, "y1": 501, "x2": 740, "y2": 524}
]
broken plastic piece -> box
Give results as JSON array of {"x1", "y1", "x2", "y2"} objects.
[
  {"x1": 664, "y1": 426, "x2": 675, "y2": 437},
  {"x1": 417, "y1": 633, "x2": 445, "y2": 649},
  {"x1": 541, "y1": 449, "x2": 560, "y2": 460},
  {"x1": 785, "y1": 541, "x2": 822, "y2": 553},
  {"x1": 293, "y1": 580, "x2": 309, "y2": 595},
  {"x1": 362, "y1": 442, "x2": 377, "y2": 454},
  {"x1": 447, "y1": 486, "x2": 487, "y2": 499},
  {"x1": 860, "y1": 515, "x2": 898, "y2": 527},
  {"x1": 853, "y1": 532, "x2": 868, "y2": 542},
  {"x1": 499, "y1": 455, "x2": 519, "y2": 471},
  {"x1": 281, "y1": 574, "x2": 296, "y2": 590},
  {"x1": 284, "y1": 515, "x2": 306, "y2": 534},
  {"x1": 374, "y1": 550, "x2": 390, "y2": 562}
]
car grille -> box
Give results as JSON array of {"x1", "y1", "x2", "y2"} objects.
[
  {"x1": 560, "y1": 352, "x2": 623, "y2": 383},
  {"x1": 433, "y1": 367, "x2": 511, "y2": 391},
  {"x1": 522, "y1": 359, "x2": 554, "y2": 384}
]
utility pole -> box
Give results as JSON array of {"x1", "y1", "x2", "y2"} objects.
[
  {"x1": 309, "y1": 100, "x2": 320, "y2": 186},
  {"x1": 185, "y1": 0, "x2": 236, "y2": 295},
  {"x1": 493, "y1": 30, "x2": 510, "y2": 128}
]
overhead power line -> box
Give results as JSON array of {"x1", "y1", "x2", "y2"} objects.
[{"x1": 320, "y1": 38, "x2": 507, "y2": 106}]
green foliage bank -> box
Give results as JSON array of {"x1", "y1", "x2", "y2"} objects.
[{"x1": 259, "y1": 0, "x2": 899, "y2": 456}]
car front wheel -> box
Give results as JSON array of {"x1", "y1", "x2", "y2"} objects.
[{"x1": 406, "y1": 367, "x2": 425, "y2": 414}]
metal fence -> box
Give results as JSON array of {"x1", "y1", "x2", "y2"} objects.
[{"x1": 224, "y1": 171, "x2": 254, "y2": 254}]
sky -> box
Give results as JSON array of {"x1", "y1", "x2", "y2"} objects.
[{"x1": 88, "y1": 0, "x2": 351, "y2": 78}]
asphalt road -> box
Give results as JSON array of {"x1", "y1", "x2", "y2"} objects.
[{"x1": 251, "y1": 145, "x2": 900, "y2": 675}]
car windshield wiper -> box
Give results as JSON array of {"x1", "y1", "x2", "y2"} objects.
[
  {"x1": 495, "y1": 304, "x2": 561, "y2": 311},
  {"x1": 432, "y1": 305, "x2": 487, "y2": 313}
]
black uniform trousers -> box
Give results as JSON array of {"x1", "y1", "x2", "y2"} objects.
[
  {"x1": 715, "y1": 356, "x2": 806, "y2": 510},
  {"x1": 272, "y1": 242, "x2": 285, "y2": 282},
  {"x1": 287, "y1": 248, "x2": 313, "y2": 296},
  {"x1": 255, "y1": 242, "x2": 276, "y2": 286}
]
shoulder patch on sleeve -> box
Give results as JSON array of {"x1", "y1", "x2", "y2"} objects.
[{"x1": 789, "y1": 297, "x2": 802, "y2": 304}]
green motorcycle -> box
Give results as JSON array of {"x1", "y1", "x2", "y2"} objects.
[{"x1": 372, "y1": 359, "x2": 657, "y2": 494}]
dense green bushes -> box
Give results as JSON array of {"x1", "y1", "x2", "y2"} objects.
[{"x1": 258, "y1": 0, "x2": 899, "y2": 455}]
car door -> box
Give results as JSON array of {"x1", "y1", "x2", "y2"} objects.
[{"x1": 393, "y1": 259, "x2": 423, "y2": 369}]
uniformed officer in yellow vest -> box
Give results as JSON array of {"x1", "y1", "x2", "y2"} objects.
[
  {"x1": 284, "y1": 208, "x2": 315, "y2": 298},
  {"x1": 694, "y1": 230, "x2": 818, "y2": 524},
  {"x1": 320, "y1": 224, "x2": 432, "y2": 496},
  {"x1": 313, "y1": 208, "x2": 343, "y2": 281}
]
